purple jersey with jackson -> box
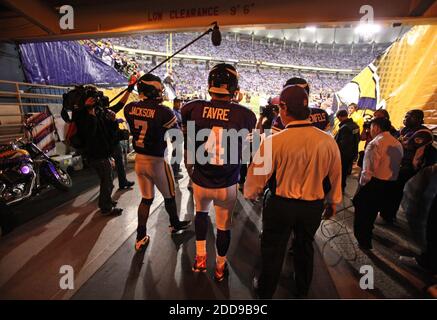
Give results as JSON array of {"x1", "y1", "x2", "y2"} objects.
[{"x1": 124, "y1": 100, "x2": 178, "y2": 157}]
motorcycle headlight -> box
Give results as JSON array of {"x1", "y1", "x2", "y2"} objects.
[{"x1": 20, "y1": 164, "x2": 31, "y2": 175}]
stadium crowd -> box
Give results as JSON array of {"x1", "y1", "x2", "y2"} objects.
[
  {"x1": 112, "y1": 32, "x2": 387, "y2": 69},
  {"x1": 80, "y1": 32, "x2": 383, "y2": 105},
  {"x1": 150, "y1": 64, "x2": 344, "y2": 108},
  {"x1": 81, "y1": 40, "x2": 139, "y2": 77}
]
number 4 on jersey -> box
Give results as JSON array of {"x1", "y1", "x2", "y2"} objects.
[{"x1": 205, "y1": 126, "x2": 225, "y2": 165}]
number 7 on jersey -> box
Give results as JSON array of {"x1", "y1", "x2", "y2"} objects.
[{"x1": 134, "y1": 119, "x2": 148, "y2": 148}]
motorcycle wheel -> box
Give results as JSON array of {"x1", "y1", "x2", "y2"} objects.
[{"x1": 43, "y1": 162, "x2": 73, "y2": 191}]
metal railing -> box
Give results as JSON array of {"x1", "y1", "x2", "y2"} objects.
[{"x1": 0, "y1": 80, "x2": 71, "y2": 145}]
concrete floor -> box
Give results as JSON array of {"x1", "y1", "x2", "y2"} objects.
[
  {"x1": 0, "y1": 167, "x2": 162, "y2": 299},
  {"x1": 0, "y1": 164, "x2": 435, "y2": 299},
  {"x1": 316, "y1": 169, "x2": 437, "y2": 298},
  {"x1": 72, "y1": 189, "x2": 339, "y2": 300}
]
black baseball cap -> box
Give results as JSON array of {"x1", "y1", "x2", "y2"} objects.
[{"x1": 280, "y1": 85, "x2": 310, "y2": 116}]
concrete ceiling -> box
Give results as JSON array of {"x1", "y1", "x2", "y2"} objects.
[{"x1": 0, "y1": 0, "x2": 436, "y2": 42}]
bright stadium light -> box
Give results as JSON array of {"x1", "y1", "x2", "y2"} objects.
[
  {"x1": 355, "y1": 23, "x2": 381, "y2": 35},
  {"x1": 305, "y1": 26, "x2": 317, "y2": 32}
]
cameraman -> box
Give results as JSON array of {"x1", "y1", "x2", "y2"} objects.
[
  {"x1": 75, "y1": 87, "x2": 123, "y2": 215},
  {"x1": 256, "y1": 101, "x2": 279, "y2": 134}
]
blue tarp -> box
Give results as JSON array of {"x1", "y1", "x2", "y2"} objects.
[{"x1": 19, "y1": 41, "x2": 126, "y2": 86}]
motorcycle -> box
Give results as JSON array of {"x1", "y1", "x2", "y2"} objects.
[{"x1": 0, "y1": 137, "x2": 72, "y2": 205}]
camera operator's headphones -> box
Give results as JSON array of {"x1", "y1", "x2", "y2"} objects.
[
  {"x1": 62, "y1": 85, "x2": 109, "y2": 122},
  {"x1": 137, "y1": 74, "x2": 163, "y2": 100},
  {"x1": 61, "y1": 85, "x2": 88, "y2": 122}
]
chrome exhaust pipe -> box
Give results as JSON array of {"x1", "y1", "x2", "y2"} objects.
[{"x1": 6, "y1": 171, "x2": 36, "y2": 205}]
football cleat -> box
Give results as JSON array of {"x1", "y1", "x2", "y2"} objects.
[
  {"x1": 135, "y1": 234, "x2": 150, "y2": 252},
  {"x1": 214, "y1": 262, "x2": 229, "y2": 282},
  {"x1": 192, "y1": 255, "x2": 207, "y2": 273},
  {"x1": 169, "y1": 220, "x2": 191, "y2": 235}
]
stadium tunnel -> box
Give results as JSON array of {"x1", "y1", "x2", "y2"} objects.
[{"x1": 0, "y1": 0, "x2": 436, "y2": 300}]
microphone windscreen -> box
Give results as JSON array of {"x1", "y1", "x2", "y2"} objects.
[{"x1": 211, "y1": 24, "x2": 222, "y2": 46}]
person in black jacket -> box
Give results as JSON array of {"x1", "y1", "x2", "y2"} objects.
[
  {"x1": 335, "y1": 109, "x2": 360, "y2": 192},
  {"x1": 107, "y1": 82, "x2": 136, "y2": 190},
  {"x1": 75, "y1": 92, "x2": 123, "y2": 215}
]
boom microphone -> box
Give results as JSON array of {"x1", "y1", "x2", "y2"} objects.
[
  {"x1": 211, "y1": 22, "x2": 222, "y2": 46},
  {"x1": 109, "y1": 22, "x2": 222, "y2": 104}
]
